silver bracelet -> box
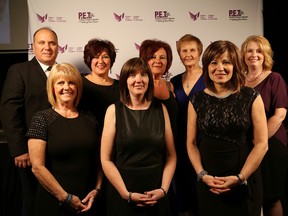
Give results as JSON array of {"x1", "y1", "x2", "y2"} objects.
[
  {"x1": 127, "y1": 192, "x2": 132, "y2": 203},
  {"x1": 197, "y1": 170, "x2": 208, "y2": 181},
  {"x1": 237, "y1": 174, "x2": 248, "y2": 185}
]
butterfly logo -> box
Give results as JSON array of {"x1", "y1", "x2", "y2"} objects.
[
  {"x1": 36, "y1": 13, "x2": 48, "y2": 23},
  {"x1": 58, "y1": 44, "x2": 68, "y2": 53},
  {"x1": 189, "y1": 12, "x2": 200, "y2": 21},
  {"x1": 113, "y1": 13, "x2": 124, "y2": 22}
]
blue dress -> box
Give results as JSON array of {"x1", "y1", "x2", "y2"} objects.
[{"x1": 170, "y1": 73, "x2": 205, "y2": 215}]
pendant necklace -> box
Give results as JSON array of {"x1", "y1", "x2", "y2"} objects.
[
  {"x1": 186, "y1": 81, "x2": 189, "y2": 89},
  {"x1": 246, "y1": 71, "x2": 264, "y2": 82}
]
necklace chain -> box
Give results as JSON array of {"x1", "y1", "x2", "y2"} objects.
[
  {"x1": 246, "y1": 71, "x2": 264, "y2": 82},
  {"x1": 212, "y1": 89, "x2": 233, "y2": 99}
]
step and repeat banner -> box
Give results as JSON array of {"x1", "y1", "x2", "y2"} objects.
[{"x1": 27, "y1": 0, "x2": 263, "y2": 79}]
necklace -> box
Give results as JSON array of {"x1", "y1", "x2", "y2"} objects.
[
  {"x1": 212, "y1": 88, "x2": 233, "y2": 99},
  {"x1": 246, "y1": 71, "x2": 264, "y2": 82},
  {"x1": 186, "y1": 81, "x2": 189, "y2": 89}
]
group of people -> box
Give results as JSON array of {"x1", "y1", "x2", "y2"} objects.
[{"x1": 0, "y1": 26, "x2": 287, "y2": 216}]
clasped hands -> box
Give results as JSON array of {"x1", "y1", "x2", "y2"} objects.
[
  {"x1": 128, "y1": 188, "x2": 165, "y2": 207},
  {"x1": 202, "y1": 174, "x2": 240, "y2": 194}
]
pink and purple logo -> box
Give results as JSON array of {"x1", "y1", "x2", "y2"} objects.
[
  {"x1": 189, "y1": 12, "x2": 200, "y2": 21},
  {"x1": 114, "y1": 13, "x2": 125, "y2": 22},
  {"x1": 36, "y1": 13, "x2": 48, "y2": 23}
]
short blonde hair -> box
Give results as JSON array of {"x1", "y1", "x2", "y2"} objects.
[{"x1": 47, "y1": 63, "x2": 82, "y2": 107}]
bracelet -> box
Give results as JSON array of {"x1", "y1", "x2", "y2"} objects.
[
  {"x1": 95, "y1": 186, "x2": 101, "y2": 193},
  {"x1": 237, "y1": 174, "x2": 248, "y2": 185},
  {"x1": 60, "y1": 193, "x2": 72, "y2": 207},
  {"x1": 160, "y1": 187, "x2": 167, "y2": 197},
  {"x1": 127, "y1": 192, "x2": 132, "y2": 203},
  {"x1": 197, "y1": 170, "x2": 208, "y2": 181}
]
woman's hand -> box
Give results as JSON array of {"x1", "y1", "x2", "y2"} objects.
[
  {"x1": 78, "y1": 189, "x2": 98, "y2": 213},
  {"x1": 127, "y1": 192, "x2": 158, "y2": 207},
  {"x1": 202, "y1": 174, "x2": 241, "y2": 194}
]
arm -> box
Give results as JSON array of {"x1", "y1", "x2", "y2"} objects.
[
  {"x1": 239, "y1": 95, "x2": 268, "y2": 180},
  {"x1": 142, "y1": 104, "x2": 177, "y2": 203},
  {"x1": 267, "y1": 108, "x2": 287, "y2": 138},
  {"x1": 186, "y1": 101, "x2": 203, "y2": 175},
  {"x1": 160, "y1": 103, "x2": 177, "y2": 193},
  {"x1": 0, "y1": 65, "x2": 27, "y2": 161},
  {"x1": 187, "y1": 101, "x2": 229, "y2": 194},
  {"x1": 28, "y1": 138, "x2": 87, "y2": 212},
  {"x1": 101, "y1": 104, "x2": 129, "y2": 199}
]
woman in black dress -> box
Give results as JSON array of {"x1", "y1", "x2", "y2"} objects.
[
  {"x1": 26, "y1": 63, "x2": 102, "y2": 216},
  {"x1": 80, "y1": 38, "x2": 120, "y2": 131},
  {"x1": 187, "y1": 40, "x2": 268, "y2": 216},
  {"x1": 101, "y1": 57, "x2": 177, "y2": 216}
]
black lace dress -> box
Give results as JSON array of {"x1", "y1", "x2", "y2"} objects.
[{"x1": 190, "y1": 86, "x2": 262, "y2": 216}]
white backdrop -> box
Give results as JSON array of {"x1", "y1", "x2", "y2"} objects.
[{"x1": 27, "y1": 0, "x2": 263, "y2": 79}]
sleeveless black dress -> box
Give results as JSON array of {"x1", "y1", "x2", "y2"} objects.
[
  {"x1": 105, "y1": 100, "x2": 171, "y2": 216},
  {"x1": 190, "y1": 86, "x2": 262, "y2": 216}
]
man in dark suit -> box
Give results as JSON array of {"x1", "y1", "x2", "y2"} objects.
[{"x1": 0, "y1": 27, "x2": 59, "y2": 216}]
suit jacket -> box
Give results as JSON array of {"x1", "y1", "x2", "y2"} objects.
[{"x1": 0, "y1": 57, "x2": 51, "y2": 157}]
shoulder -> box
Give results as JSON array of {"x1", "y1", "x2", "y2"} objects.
[
  {"x1": 29, "y1": 109, "x2": 56, "y2": 131},
  {"x1": 165, "y1": 80, "x2": 174, "y2": 92},
  {"x1": 269, "y1": 72, "x2": 287, "y2": 84},
  {"x1": 107, "y1": 103, "x2": 117, "y2": 114},
  {"x1": 190, "y1": 90, "x2": 205, "y2": 100},
  {"x1": 170, "y1": 73, "x2": 183, "y2": 84},
  {"x1": 239, "y1": 86, "x2": 260, "y2": 103},
  {"x1": 32, "y1": 108, "x2": 57, "y2": 122},
  {"x1": 240, "y1": 86, "x2": 259, "y2": 96},
  {"x1": 113, "y1": 79, "x2": 120, "y2": 84},
  {"x1": 7, "y1": 57, "x2": 41, "y2": 76}
]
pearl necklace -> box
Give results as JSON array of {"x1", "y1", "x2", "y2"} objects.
[
  {"x1": 246, "y1": 71, "x2": 264, "y2": 82},
  {"x1": 212, "y1": 89, "x2": 233, "y2": 99}
]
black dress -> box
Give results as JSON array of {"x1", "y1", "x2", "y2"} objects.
[
  {"x1": 190, "y1": 86, "x2": 262, "y2": 216},
  {"x1": 26, "y1": 108, "x2": 100, "y2": 216},
  {"x1": 154, "y1": 91, "x2": 178, "y2": 140},
  {"x1": 105, "y1": 100, "x2": 171, "y2": 216},
  {"x1": 80, "y1": 77, "x2": 120, "y2": 130}
]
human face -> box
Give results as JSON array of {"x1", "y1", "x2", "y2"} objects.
[
  {"x1": 148, "y1": 47, "x2": 167, "y2": 77},
  {"x1": 33, "y1": 29, "x2": 58, "y2": 66},
  {"x1": 208, "y1": 51, "x2": 233, "y2": 85},
  {"x1": 53, "y1": 77, "x2": 77, "y2": 105},
  {"x1": 244, "y1": 41, "x2": 264, "y2": 69},
  {"x1": 179, "y1": 41, "x2": 200, "y2": 67},
  {"x1": 91, "y1": 51, "x2": 111, "y2": 76},
  {"x1": 127, "y1": 71, "x2": 149, "y2": 97}
]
